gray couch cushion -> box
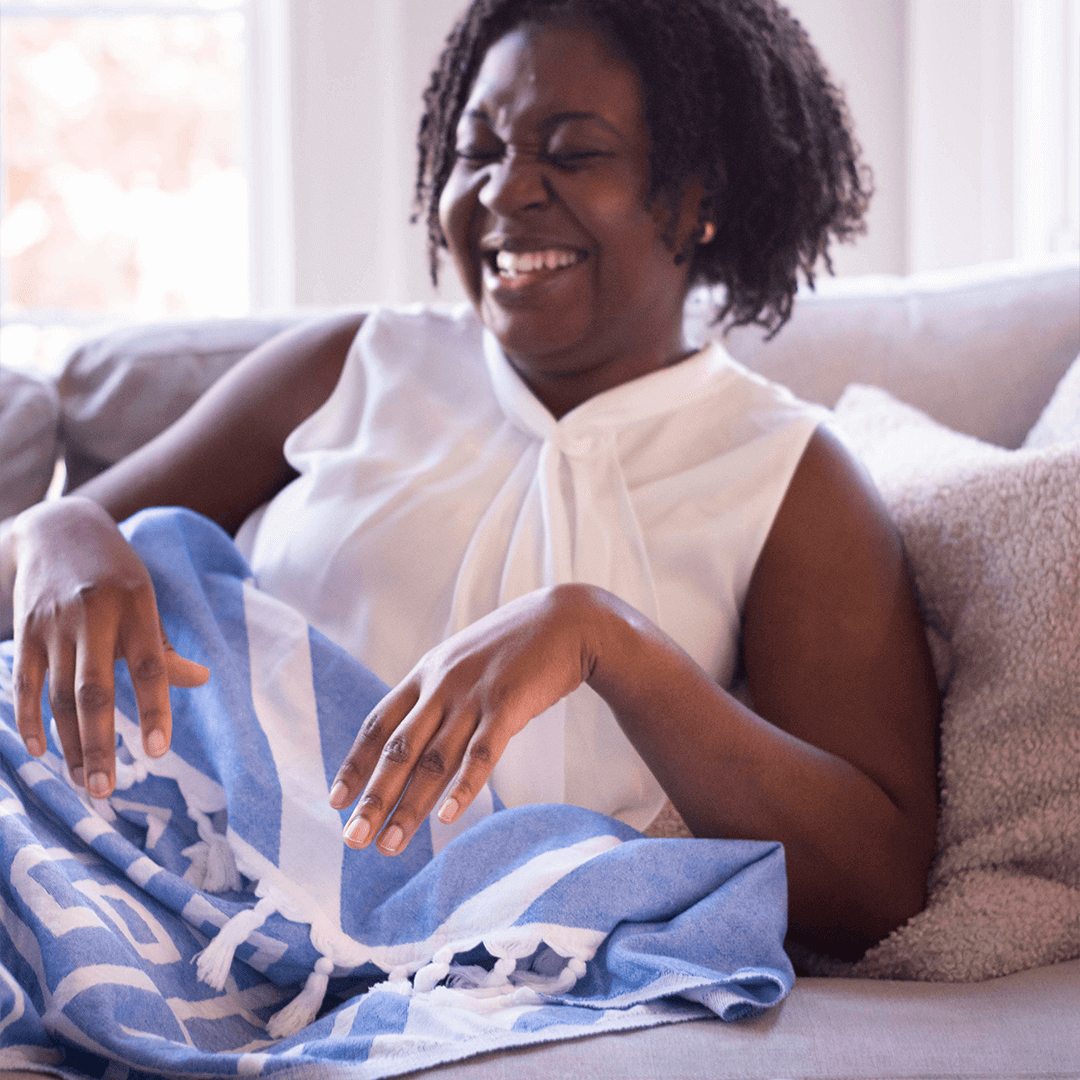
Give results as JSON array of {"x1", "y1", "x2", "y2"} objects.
[
  {"x1": 0, "y1": 367, "x2": 60, "y2": 519},
  {"x1": 693, "y1": 254, "x2": 1080, "y2": 448},
  {"x1": 57, "y1": 316, "x2": 303, "y2": 490},
  {"x1": 408, "y1": 959, "x2": 1080, "y2": 1079}
]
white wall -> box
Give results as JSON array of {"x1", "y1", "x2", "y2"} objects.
[
  {"x1": 782, "y1": 0, "x2": 908, "y2": 276},
  {"x1": 287, "y1": 0, "x2": 465, "y2": 309},
  {"x1": 786, "y1": 0, "x2": 1080, "y2": 275},
  {"x1": 276, "y1": 0, "x2": 1079, "y2": 309}
]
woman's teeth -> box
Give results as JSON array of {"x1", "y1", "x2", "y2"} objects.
[{"x1": 494, "y1": 249, "x2": 582, "y2": 276}]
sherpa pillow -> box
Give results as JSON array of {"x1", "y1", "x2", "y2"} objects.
[
  {"x1": 824, "y1": 385, "x2": 1080, "y2": 981},
  {"x1": 1024, "y1": 354, "x2": 1080, "y2": 449}
]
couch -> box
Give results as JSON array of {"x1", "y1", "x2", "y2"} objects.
[{"x1": 1, "y1": 254, "x2": 1078, "y2": 1079}]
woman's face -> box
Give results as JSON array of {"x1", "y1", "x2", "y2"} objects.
[{"x1": 438, "y1": 21, "x2": 702, "y2": 417}]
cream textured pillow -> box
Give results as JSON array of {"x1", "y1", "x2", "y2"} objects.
[
  {"x1": 826, "y1": 385, "x2": 1080, "y2": 981},
  {"x1": 1024, "y1": 354, "x2": 1080, "y2": 449}
]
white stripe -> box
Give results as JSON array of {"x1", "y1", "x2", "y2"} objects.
[
  {"x1": 126, "y1": 855, "x2": 163, "y2": 888},
  {"x1": 0, "y1": 1046, "x2": 64, "y2": 1067},
  {"x1": 76, "y1": 880, "x2": 182, "y2": 965},
  {"x1": 330, "y1": 998, "x2": 362, "y2": 1039},
  {"x1": 0, "y1": 961, "x2": 26, "y2": 1038},
  {"x1": 47, "y1": 964, "x2": 160, "y2": 1017},
  {"x1": 242, "y1": 581, "x2": 344, "y2": 925},
  {"x1": 16, "y1": 759, "x2": 57, "y2": 788},
  {"x1": 0, "y1": 893, "x2": 49, "y2": 996},
  {"x1": 73, "y1": 814, "x2": 114, "y2": 844}
]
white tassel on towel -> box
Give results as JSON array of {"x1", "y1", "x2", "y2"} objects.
[
  {"x1": 183, "y1": 809, "x2": 241, "y2": 894},
  {"x1": 268, "y1": 955, "x2": 335, "y2": 1038},
  {"x1": 196, "y1": 895, "x2": 277, "y2": 990}
]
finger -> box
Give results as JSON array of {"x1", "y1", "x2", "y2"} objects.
[
  {"x1": 374, "y1": 709, "x2": 479, "y2": 854},
  {"x1": 12, "y1": 636, "x2": 48, "y2": 759},
  {"x1": 45, "y1": 638, "x2": 85, "y2": 782},
  {"x1": 119, "y1": 595, "x2": 174, "y2": 759},
  {"x1": 341, "y1": 695, "x2": 442, "y2": 852},
  {"x1": 434, "y1": 718, "x2": 510, "y2": 826},
  {"x1": 331, "y1": 683, "x2": 418, "y2": 812},
  {"x1": 74, "y1": 622, "x2": 120, "y2": 800},
  {"x1": 165, "y1": 652, "x2": 209, "y2": 688},
  {"x1": 158, "y1": 614, "x2": 209, "y2": 688}
]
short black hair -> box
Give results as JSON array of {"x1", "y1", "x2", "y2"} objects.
[{"x1": 414, "y1": 0, "x2": 871, "y2": 335}]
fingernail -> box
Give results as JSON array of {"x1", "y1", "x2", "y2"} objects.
[
  {"x1": 329, "y1": 780, "x2": 348, "y2": 809},
  {"x1": 380, "y1": 824, "x2": 403, "y2": 854},
  {"x1": 146, "y1": 729, "x2": 167, "y2": 757},
  {"x1": 72, "y1": 766, "x2": 85, "y2": 787},
  {"x1": 344, "y1": 816, "x2": 370, "y2": 846},
  {"x1": 88, "y1": 771, "x2": 110, "y2": 798},
  {"x1": 25, "y1": 736, "x2": 44, "y2": 757},
  {"x1": 437, "y1": 797, "x2": 458, "y2": 824}
]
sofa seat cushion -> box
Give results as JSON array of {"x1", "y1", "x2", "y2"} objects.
[{"x1": 411, "y1": 959, "x2": 1080, "y2": 1079}]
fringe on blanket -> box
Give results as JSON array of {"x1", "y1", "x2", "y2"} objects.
[{"x1": 110, "y1": 718, "x2": 601, "y2": 1038}]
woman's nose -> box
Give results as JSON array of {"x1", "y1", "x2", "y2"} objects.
[{"x1": 478, "y1": 150, "x2": 548, "y2": 216}]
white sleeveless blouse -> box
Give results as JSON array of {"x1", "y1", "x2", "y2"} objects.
[{"x1": 236, "y1": 306, "x2": 827, "y2": 830}]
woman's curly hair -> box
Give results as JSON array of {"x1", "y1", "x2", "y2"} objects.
[{"x1": 415, "y1": 0, "x2": 871, "y2": 335}]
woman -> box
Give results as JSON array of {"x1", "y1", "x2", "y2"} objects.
[{"x1": 0, "y1": 0, "x2": 939, "y2": 961}]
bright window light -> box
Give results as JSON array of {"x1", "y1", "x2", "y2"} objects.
[{"x1": 0, "y1": 2, "x2": 248, "y2": 378}]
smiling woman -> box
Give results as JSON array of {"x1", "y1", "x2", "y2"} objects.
[{"x1": 1, "y1": 0, "x2": 937, "y2": 963}]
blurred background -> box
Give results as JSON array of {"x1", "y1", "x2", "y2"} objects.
[{"x1": 2, "y1": 0, "x2": 1078, "y2": 379}]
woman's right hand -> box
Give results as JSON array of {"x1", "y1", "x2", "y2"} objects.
[{"x1": 1, "y1": 497, "x2": 208, "y2": 797}]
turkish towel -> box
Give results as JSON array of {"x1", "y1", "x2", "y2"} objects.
[{"x1": 0, "y1": 508, "x2": 792, "y2": 1079}]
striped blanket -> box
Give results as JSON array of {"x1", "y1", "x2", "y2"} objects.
[{"x1": 0, "y1": 508, "x2": 793, "y2": 1079}]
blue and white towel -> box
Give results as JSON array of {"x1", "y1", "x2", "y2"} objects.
[{"x1": 0, "y1": 508, "x2": 793, "y2": 1079}]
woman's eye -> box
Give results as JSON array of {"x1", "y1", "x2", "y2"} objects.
[
  {"x1": 455, "y1": 146, "x2": 500, "y2": 166},
  {"x1": 546, "y1": 151, "x2": 606, "y2": 172}
]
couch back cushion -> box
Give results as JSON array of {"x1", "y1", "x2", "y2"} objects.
[
  {"x1": 693, "y1": 254, "x2": 1080, "y2": 448},
  {"x1": 58, "y1": 316, "x2": 303, "y2": 490},
  {"x1": 1, "y1": 368, "x2": 60, "y2": 519}
]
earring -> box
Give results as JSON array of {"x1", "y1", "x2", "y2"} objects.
[{"x1": 699, "y1": 221, "x2": 716, "y2": 245}]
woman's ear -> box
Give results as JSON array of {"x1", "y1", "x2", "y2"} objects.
[{"x1": 664, "y1": 178, "x2": 709, "y2": 266}]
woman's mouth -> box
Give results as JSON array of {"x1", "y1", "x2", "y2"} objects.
[{"x1": 482, "y1": 247, "x2": 588, "y2": 291}]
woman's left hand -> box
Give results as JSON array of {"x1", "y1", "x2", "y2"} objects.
[{"x1": 329, "y1": 584, "x2": 602, "y2": 855}]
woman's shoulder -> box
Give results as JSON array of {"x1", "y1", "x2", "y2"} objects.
[
  {"x1": 285, "y1": 304, "x2": 494, "y2": 458},
  {"x1": 361, "y1": 303, "x2": 484, "y2": 365}
]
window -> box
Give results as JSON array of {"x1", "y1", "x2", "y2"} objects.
[{"x1": 1, "y1": 0, "x2": 250, "y2": 378}]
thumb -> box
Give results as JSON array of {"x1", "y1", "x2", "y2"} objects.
[
  {"x1": 159, "y1": 615, "x2": 209, "y2": 687},
  {"x1": 165, "y1": 650, "x2": 210, "y2": 688}
]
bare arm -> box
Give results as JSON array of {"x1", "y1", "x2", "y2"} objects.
[
  {"x1": 73, "y1": 311, "x2": 366, "y2": 531},
  {"x1": 589, "y1": 428, "x2": 939, "y2": 954},
  {"x1": 1, "y1": 311, "x2": 364, "y2": 796},
  {"x1": 329, "y1": 427, "x2": 939, "y2": 956}
]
